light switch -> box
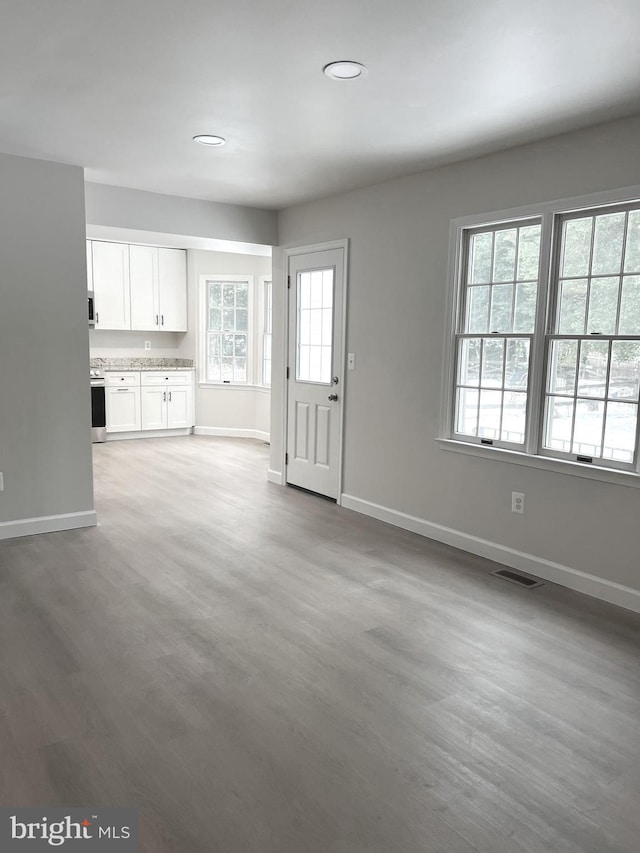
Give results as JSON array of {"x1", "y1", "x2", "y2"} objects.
[{"x1": 347, "y1": 352, "x2": 356, "y2": 371}]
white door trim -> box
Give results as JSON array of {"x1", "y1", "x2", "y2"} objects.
[{"x1": 282, "y1": 239, "x2": 349, "y2": 504}]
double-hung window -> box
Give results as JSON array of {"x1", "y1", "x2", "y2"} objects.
[
  {"x1": 205, "y1": 279, "x2": 250, "y2": 383},
  {"x1": 447, "y1": 195, "x2": 640, "y2": 475}
]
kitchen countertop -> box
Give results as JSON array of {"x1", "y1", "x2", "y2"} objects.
[{"x1": 90, "y1": 357, "x2": 195, "y2": 371}]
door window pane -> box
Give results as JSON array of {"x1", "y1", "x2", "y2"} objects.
[{"x1": 297, "y1": 269, "x2": 333, "y2": 383}]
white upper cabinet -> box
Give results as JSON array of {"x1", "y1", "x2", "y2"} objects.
[
  {"x1": 86, "y1": 240, "x2": 93, "y2": 292},
  {"x1": 129, "y1": 245, "x2": 187, "y2": 332},
  {"x1": 158, "y1": 248, "x2": 187, "y2": 331},
  {"x1": 92, "y1": 241, "x2": 131, "y2": 330},
  {"x1": 129, "y1": 244, "x2": 159, "y2": 331},
  {"x1": 89, "y1": 241, "x2": 187, "y2": 332}
]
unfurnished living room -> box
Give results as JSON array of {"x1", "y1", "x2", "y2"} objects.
[{"x1": 1, "y1": 2, "x2": 640, "y2": 852}]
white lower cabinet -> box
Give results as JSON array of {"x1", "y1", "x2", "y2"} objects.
[
  {"x1": 140, "y1": 371, "x2": 193, "y2": 431},
  {"x1": 106, "y1": 387, "x2": 141, "y2": 432},
  {"x1": 106, "y1": 371, "x2": 194, "y2": 435},
  {"x1": 141, "y1": 385, "x2": 192, "y2": 429}
]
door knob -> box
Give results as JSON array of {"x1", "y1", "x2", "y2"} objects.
[{"x1": 328, "y1": 393, "x2": 338, "y2": 401}]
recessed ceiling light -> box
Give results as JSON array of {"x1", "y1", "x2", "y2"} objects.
[
  {"x1": 323, "y1": 61, "x2": 367, "y2": 80},
  {"x1": 193, "y1": 134, "x2": 226, "y2": 146}
]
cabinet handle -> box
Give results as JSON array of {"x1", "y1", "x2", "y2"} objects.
[
  {"x1": 155, "y1": 315, "x2": 159, "y2": 326},
  {"x1": 96, "y1": 311, "x2": 99, "y2": 324},
  {"x1": 169, "y1": 391, "x2": 172, "y2": 402},
  {"x1": 163, "y1": 391, "x2": 166, "y2": 402},
  {"x1": 161, "y1": 314, "x2": 164, "y2": 326},
  {"x1": 117, "y1": 388, "x2": 128, "y2": 392}
]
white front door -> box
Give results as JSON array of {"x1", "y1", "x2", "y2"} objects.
[{"x1": 286, "y1": 246, "x2": 345, "y2": 500}]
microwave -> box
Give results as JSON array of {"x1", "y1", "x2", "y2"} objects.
[{"x1": 88, "y1": 291, "x2": 96, "y2": 327}]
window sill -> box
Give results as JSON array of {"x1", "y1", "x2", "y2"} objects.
[
  {"x1": 198, "y1": 382, "x2": 271, "y2": 393},
  {"x1": 437, "y1": 438, "x2": 640, "y2": 489}
]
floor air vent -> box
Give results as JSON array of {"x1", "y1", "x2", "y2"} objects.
[{"x1": 492, "y1": 568, "x2": 544, "y2": 589}]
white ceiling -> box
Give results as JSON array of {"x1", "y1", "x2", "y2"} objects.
[{"x1": 2, "y1": 0, "x2": 640, "y2": 210}]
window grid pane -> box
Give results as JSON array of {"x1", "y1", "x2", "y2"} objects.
[
  {"x1": 544, "y1": 207, "x2": 640, "y2": 465},
  {"x1": 464, "y1": 224, "x2": 541, "y2": 335},
  {"x1": 297, "y1": 269, "x2": 333, "y2": 383},
  {"x1": 455, "y1": 221, "x2": 541, "y2": 448},
  {"x1": 207, "y1": 281, "x2": 249, "y2": 383},
  {"x1": 455, "y1": 337, "x2": 531, "y2": 445}
]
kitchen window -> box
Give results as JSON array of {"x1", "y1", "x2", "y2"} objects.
[
  {"x1": 444, "y1": 193, "x2": 640, "y2": 476},
  {"x1": 204, "y1": 278, "x2": 252, "y2": 384}
]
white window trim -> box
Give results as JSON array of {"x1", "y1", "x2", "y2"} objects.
[
  {"x1": 199, "y1": 274, "x2": 255, "y2": 386},
  {"x1": 440, "y1": 182, "x2": 640, "y2": 484},
  {"x1": 259, "y1": 275, "x2": 272, "y2": 388}
]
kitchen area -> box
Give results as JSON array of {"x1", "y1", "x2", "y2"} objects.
[{"x1": 87, "y1": 235, "x2": 272, "y2": 446}]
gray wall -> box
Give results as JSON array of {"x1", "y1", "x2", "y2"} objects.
[
  {"x1": 0, "y1": 154, "x2": 94, "y2": 523},
  {"x1": 273, "y1": 114, "x2": 640, "y2": 595},
  {"x1": 85, "y1": 183, "x2": 278, "y2": 246}
]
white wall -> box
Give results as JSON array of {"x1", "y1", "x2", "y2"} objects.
[
  {"x1": 85, "y1": 183, "x2": 277, "y2": 246},
  {"x1": 273, "y1": 114, "x2": 640, "y2": 605},
  {"x1": 0, "y1": 154, "x2": 95, "y2": 534},
  {"x1": 90, "y1": 330, "x2": 183, "y2": 359}
]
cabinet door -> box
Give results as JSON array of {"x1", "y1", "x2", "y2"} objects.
[
  {"x1": 92, "y1": 241, "x2": 131, "y2": 330},
  {"x1": 106, "y1": 388, "x2": 141, "y2": 432},
  {"x1": 130, "y1": 245, "x2": 159, "y2": 331},
  {"x1": 166, "y1": 385, "x2": 192, "y2": 428},
  {"x1": 86, "y1": 241, "x2": 93, "y2": 291},
  {"x1": 141, "y1": 386, "x2": 167, "y2": 430},
  {"x1": 158, "y1": 248, "x2": 187, "y2": 331}
]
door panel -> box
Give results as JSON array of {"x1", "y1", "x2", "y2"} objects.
[
  {"x1": 92, "y1": 241, "x2": 131, "y2": 330},
  {"x1": 141, "y1": 386, "x2": 166, "y2": 430},
  {"x1": 158, "y1": 248, "x2": 187, "y2": 331},
  {"x1": 106, "y1": 388, "x2": 140, "y2": 432},
  {"x1": 315, "y1": 405, "x2": 331, "y2": 467},
  {"x1": 130, "y1": 245, "x2": 158, "y2": 331},
  {"x1": 287, "y1": 246, "x2": 345, "y2": 499},
  {"x1": 167, "y1": 386, "x2": 192, "y2": 428},
  {"x1": 294, "y1": 402, "x2": 310, "y2": 460}
]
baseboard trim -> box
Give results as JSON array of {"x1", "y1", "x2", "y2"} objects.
[
  {"x1": 194, "y1": 427, "x2": 270, "y2": 442},
  {"x1": 340, "y1": 494, "x2": 640, "y2": 615},
  {"x1": 267, "y1": 469, "x2": 284, "y2": 485},
  {"x1": 0, "y1": 510, "x2": 98, "y2": 541},
  {"x1": 106, "y1": 428, "x2": 192, "y2": 441}
]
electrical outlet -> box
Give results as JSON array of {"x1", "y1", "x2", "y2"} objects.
[
  {"x1": 347, "y1": 352, "x2": 356, "y2": 370},
  {"x1": 0, "y1": 472, "x2": 4, "y2": 491},
  {"x1": 144, "y1": 341, "x2": 151, "y2": 350},
  {"x1": 511, "y1": 491, "x2": 525, "y2": 514}
]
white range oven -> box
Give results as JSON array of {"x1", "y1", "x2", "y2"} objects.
[{"x1": 90, "y1": 369, "x2": 106, "y2": 442}]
